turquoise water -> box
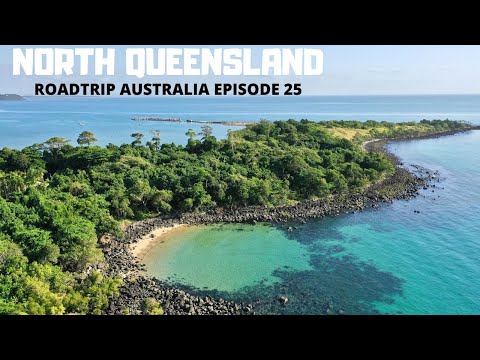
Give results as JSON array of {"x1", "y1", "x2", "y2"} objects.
[
  {"x1": 144, "y1": 131, "x2": 480, "y2": 314},
  {"x1": 1, "y1": 95, "x2": 480, "y2": 149},
  {"x1": 145, "y1": 224, "x2": 312, "y2": 292}
]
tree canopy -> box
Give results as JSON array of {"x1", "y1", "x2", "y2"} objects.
[{"x1": 77, "y1": 131, "x2": 97, "y2": 147}]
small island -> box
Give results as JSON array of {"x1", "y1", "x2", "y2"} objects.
[
  {"x1": 0, "y1": 94, "x2": 24, "y2": 101},
  {"x1": 0, "y1": 119, "x2": 477, "y2": 315}
]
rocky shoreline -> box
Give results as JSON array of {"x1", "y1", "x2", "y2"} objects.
[{"x1": 101, "y1": 129, "x2": 478, "y2": 315}]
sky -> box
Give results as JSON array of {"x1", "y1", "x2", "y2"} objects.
[{"x1": 1, "y1": 45, "x2": 480, "y2": 96}]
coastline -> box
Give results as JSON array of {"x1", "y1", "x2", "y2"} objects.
[
  {"x1": 363, "y1": 126, "x2": 480, "y2": 151},
  {"x1": 101, "y1": 127, "x2": 479, "y2": 315},
  {"x1": 130, "y1": 223, "x2": 186, "y2": 260}
]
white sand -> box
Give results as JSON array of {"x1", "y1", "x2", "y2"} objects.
[{"x1": 130, "y1": 224, "x2": 186, "y2": 260}]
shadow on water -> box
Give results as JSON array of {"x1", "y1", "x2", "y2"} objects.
[{"x1": 163, "y1": 219, "x2": 405, "y2": 315}]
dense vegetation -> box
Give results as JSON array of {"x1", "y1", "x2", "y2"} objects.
[{"x1": 0, "y1": 119, "x2": 470, "y2": 314}]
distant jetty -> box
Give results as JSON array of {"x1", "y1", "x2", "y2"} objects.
[
  {"x1": 132, "y1": 117, "x2": 255, "y2": 127},
  {"x1": 0, "y1": 94, "x2": 24, "y2": 101}
]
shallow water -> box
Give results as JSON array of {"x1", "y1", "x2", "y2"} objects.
[{"x1": 144, "y1": 223, "x2": 312, "y2": 292}]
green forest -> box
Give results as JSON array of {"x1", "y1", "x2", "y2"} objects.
[{"x1": 0, "y1": 119, "x2": 470, "y2": 314}]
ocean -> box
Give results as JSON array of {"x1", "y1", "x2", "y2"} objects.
[
  {"x1": 2, "y1": 94, "x2": 480, "y2": 314},
  {"x1": 1, "y1": 95, "x2": 480, "y2": 149}
]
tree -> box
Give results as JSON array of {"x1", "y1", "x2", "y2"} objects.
[
  {"x1": 0, "y1": 238, "x2": 27, "y2": 274},
  {"x1": 44, "y1": 137, "x2": 69, "y2": 151},
  {"x1": 29, "y1": 143, "x2": 46, "y2": 152},
  {"x1": 297, "y1": 168, "x2": 329, "y2": 198},
  {"x1": 131, "y1": 133, "x2": 144, "y2": 146},
  {"x1": 25, "y1": 167, "x2": 45, "y2": 185},
  {"x1": 142, "y1": 297, "x2": 164, "y2": 315},
  {"x1": 326, "y1": 169, "x2": 348, "y2": 193},
  {"x1": 13, "y1": 264, "x2": 67, "y2": 315},
  {"x1": 200, "y1": 125, "x2": 213, "y2": 140},
  {"x1": 0, "y1": 171, "x2": 25, "y2": 197},
  {"x1": 128, "y1": 178, "x2": 152, "y2": 207},
  {"x1": 150, "y1": 130, "x2": 161, "y2": 150},
  {"x1": 77, "y1": 131, "x2": 97, "y2": 147},
  {"x1": 185, "y1": 128, "x2": 200, "y2": 152},
  {"x1": 199, "y1": 125, "x2": 217, "y2": 151},
  {"x1": 42, "y1": 137, "x2": 70, "y2": 167},
  {"x1": 55, "y1": 217, "x2": 103, "y2": 271},
  {"x1": 109, "y1": 192, "x2": 134, "y2": 218},
  {"x1": 191, "y1": 182, "x2": 215, "y2": 210},
  {"x1": 185, "y1": 128, "x2": 197, "y2": 140},
  {"x1": 0, "y1": 149, "x2": 31, "y2": 171},
  {"x1": 74, "y1": 271, "x2": 121, "y2": 315},
  {"x1": 13, "y1": 228, "x2": 60, "y2": 263},
  {"x1": 256, "y1": 119, "x2": 275, "y2": 137},
  {"x1": 227, "y1": 129, "x2": 237, "y2": 154},
  {"x1": 148, "y1": 189, "x2": 173, "y2": 214}
]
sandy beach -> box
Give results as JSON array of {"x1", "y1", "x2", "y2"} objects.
[{"x1": 130, "y1": 223, "x2": 186, "y2": 260}]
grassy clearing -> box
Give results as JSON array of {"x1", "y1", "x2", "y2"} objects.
[
  {"x1": 318, "y1": 120, "x2": 473, "y2": 143},
  {"x1": 324, "y1": 127, "x2": 370, "y2": 140}
]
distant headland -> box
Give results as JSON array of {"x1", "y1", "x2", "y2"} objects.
[{"x1": 0, "y1": 94, "x2": 24, "y2": 101}]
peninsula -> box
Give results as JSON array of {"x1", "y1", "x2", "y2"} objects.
[{"x1": 0, "y1": 119, "x2": 477, "y2": 315}]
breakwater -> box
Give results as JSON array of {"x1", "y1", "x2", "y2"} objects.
[{"x1": 132, "y1": 117, "x2": 254, "y2": 126}]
